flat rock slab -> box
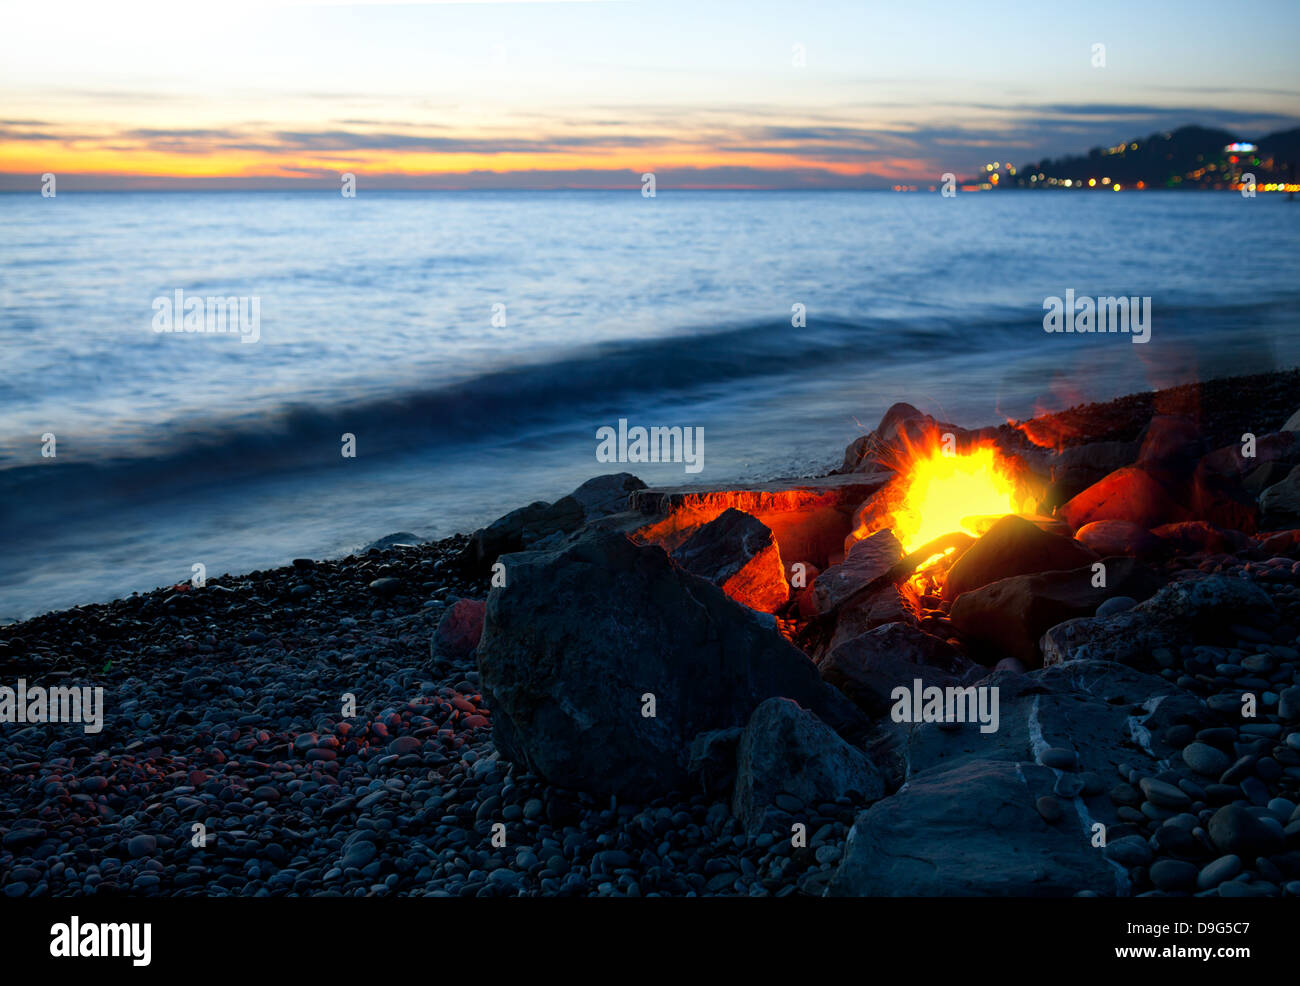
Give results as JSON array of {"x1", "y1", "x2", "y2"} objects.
[
  {"x1": 828, "y1": 759, "x2": 1122, "y2": 896},
  {"x1": 893, "y1": 660, "x2": 1204, "y2": 787},
  {"x1": 632, "y1": 473, "x2": 892, "y2": 570},
  {"x1": 631, "y1": 472, "x2": 890, "y2": 521}
]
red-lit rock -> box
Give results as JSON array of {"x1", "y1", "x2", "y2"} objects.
[
  {"x1": 1043, "y1": 440, "x2": 1140, "y2": 510},
  {"x1": 1074, "y1": 519, "x2": 1165, "y2": 558},
  {"x1": 950, "y1": 559, "x2": 1163, "y2": 665},
  {"x1": 845, "y1": 485, "x2": 898, "y2": 555},
  {"x1": 632, "y1": 472, "x2": 889, "y2": 571},
  {"x1": 434, "y1": 598, "x2": 485, "y2": 661},
  {"x1": 1060, "y1": 465, "x2": 1190, "y2": 531},
  {"x1": 792, "y1": 562, "x2": 822, "y2": 619},
  {"x1": 670, "y1": 508, "x2": 789, "y2": 613},
  {"x1": 814, "y1": 529, "x2": 904, "y2": 613},
  {"x1": 826, "y1": 581, "x2": 922, "y2": 654},
  {"x1": 942, "y1": 514, "x2": 1098, "y2": 601}
]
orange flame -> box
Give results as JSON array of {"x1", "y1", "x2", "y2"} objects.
[
  {"x1": 854, "y1": 430, "x2": 1030, "y2": 553},
  {"x1": 1002, "y1": 379, "x2": 1090, "y2": 452},
  {"x1": 1009, "y1": 415, "x2": 1074, "y2": 452}
]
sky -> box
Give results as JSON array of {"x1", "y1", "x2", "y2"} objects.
[{"x1": 1, "y1": 0, "x2": 1297, "y2": 190}]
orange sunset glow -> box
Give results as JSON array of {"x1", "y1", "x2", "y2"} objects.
[{"x1": 3, "y1": 0, "x2": 1295, "y2": 190}]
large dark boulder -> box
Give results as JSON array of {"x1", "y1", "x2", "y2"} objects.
[
  {"x1": 1045, "y1": 440, "x2": 1140, "y2": 509},
  {"x1": 459, "y1": 473, "x2": 645, "y2": 574},
  {"x1": 476, "y1": 530, "x2": 867, "y2": 798}
]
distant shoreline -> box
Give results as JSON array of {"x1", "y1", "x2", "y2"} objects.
[{"x1": 0, "y1": 185, "x2": 1289, "y2": 194}]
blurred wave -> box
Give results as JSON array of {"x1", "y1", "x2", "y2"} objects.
[{"x1": 1, "y1": 190, "x2": 1298, "y2": 616}]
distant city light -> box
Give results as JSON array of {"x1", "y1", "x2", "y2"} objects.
[
  {"x1": 1225, "y1": 142, "x2": 1257, "y2": 153},
  {"x1": 1088, "y1": 178, "x2": 1096, "y2": 186},
  {"x1": 1113, "y1": 184, "x2": 1121, "y2": 191}
]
